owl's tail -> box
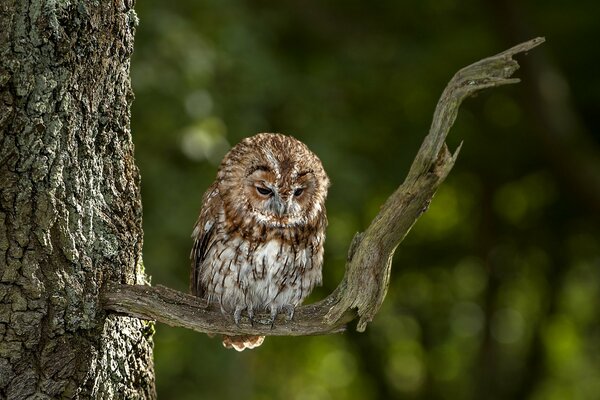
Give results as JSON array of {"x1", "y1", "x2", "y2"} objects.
[{"x1": 222, "y1": 335, "x2": 265, "y2": 351}]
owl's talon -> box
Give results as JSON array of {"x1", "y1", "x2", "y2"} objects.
[
  {"x1": 268, "y1": 305, "x2": 278, "y2": 329},
  {"x1": 282, "y1": 304, "x2": 295, "y2": 322},
  {"x1": 247, "y1": 307, "x2": 255, "y2": 327},
  {"x1": 220, "y1": 304, "x2": 228, "y2": 318},
  {"x1": 233, "y1": 306, "x2": 244, "y2": 327},
  {"x1": 267, "y1": 317, "x2": 275, "y2": 330}
]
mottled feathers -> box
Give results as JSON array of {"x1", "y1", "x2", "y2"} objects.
[{"x1": 191, "y1": 133, "x2": 329, "y2": 351}]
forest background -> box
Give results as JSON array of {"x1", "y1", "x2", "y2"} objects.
[{"x1": 130, "y1": 1, "x2": 600, "y2": 399}]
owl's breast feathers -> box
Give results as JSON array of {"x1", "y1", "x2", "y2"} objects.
[{"x1": 191, "y1": 184, "x2": 326, "y2": 312}]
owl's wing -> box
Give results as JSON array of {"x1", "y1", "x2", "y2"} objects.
[{"x1": 190, "y1": 183, "x2": 220, "y2": 297}]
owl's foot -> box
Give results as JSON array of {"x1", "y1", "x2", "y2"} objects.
[
  {"x1": 267, "y1": 305, "x2": 278, "y2": 329},
  {"x1": 266, "y1": 304, "x2": 296, "y2": 328},
  {"x1": 220, "y1": 304, "x2": 229, "y2": 318},
  {"x1": 233, "y1": 305, "x2": 256, "y2": 327},
  {"x1": 282, "y1": 304, "x2": 295, "y2": 322},
  {"x1": 247, "y1": 306, "x2": 255, "y2": 327},
  {"x1": 233, "y1": 305, "x2": 244, "y2": 326}
]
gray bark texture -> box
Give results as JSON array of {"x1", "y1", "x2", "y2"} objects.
[{"x1": 0, "y1": 1, "x2": 155, "y2": 399}]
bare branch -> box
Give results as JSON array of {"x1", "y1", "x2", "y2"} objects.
[
  {"x1": 102, "y1": 283, "x2": 356, "y2": 336},
  {"x1": 101, "y1": 37, "x2": 545, "y2": 337}
]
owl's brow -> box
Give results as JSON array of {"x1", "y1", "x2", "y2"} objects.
[
  {"x1": 296, "y1": 170, "x2": 313, "y2": 178},
  {"x1": 246, "y1": 165, "x2": 271, "y2": 176}
]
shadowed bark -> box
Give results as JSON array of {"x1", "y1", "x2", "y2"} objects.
[{"x1": 0, "y1": 0, "x2": 155, "y2": 398}]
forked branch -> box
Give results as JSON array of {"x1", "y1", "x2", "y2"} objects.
[{"x1": 101, "y1": 37, "x2": 545, "y2": 337}]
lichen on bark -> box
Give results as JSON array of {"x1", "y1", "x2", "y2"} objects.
[{"x1": 0, "y1": 0, "x2": 155, "y2": 398}]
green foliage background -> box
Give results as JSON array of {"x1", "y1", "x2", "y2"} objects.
[{"x1": 131, "y1": 1, "x2": 600, "y2": 399}]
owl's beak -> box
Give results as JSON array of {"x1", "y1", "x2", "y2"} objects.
[{"x1": 272, "y1": 196, "x2": 288, "y2": 216}]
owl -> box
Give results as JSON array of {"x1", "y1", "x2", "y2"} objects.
[{"x1": 191, "y1": 133, "x2": 330, "y2": 351}]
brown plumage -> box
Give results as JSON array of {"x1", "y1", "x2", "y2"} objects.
[{"x1": 191, "y1": 133, "x2": 329, "y2": 351}]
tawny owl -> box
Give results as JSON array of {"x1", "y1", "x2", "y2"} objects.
[{"x1": 191, "y1": 133, "x2": 329, "y2": 351}]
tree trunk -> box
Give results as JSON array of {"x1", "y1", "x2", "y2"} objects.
[{"x1": 0, "y1": 0, "x2": 155, "y2": 398}]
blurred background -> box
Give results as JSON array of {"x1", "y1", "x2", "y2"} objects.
[{"x1": 130, "y1": 0, "x2": 600, "y2": 399}]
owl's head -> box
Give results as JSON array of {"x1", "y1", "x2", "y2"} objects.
[{"x1": 217, "y1": 133, "x2": 329, "y2": 228}]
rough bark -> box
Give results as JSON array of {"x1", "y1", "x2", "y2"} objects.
[
  {"x1": 0, "y1": 1, "x2": 155, "y2": 399},
  {"x1": 102, "y1": 38, "x2": 545, "y2": 338}
]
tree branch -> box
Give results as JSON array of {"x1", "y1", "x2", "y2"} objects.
[{"x1": 101, "y1": 37, "x2": 545, "y2": 337}]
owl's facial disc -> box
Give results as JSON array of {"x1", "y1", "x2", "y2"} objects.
[
  {"x1": 254, "y1": 183, "x2": 286, "y2": 215},
  {"x1": 245, "y1": 167, "x2": 313, "y2": 226}
]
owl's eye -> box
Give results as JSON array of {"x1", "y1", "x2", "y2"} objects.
[
  {"x1": 294, "y1": 188, "x2": 304, "y2": 197},
  {"x1": 256, "y1": 186, "x2": 273, "y2": 196}
]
